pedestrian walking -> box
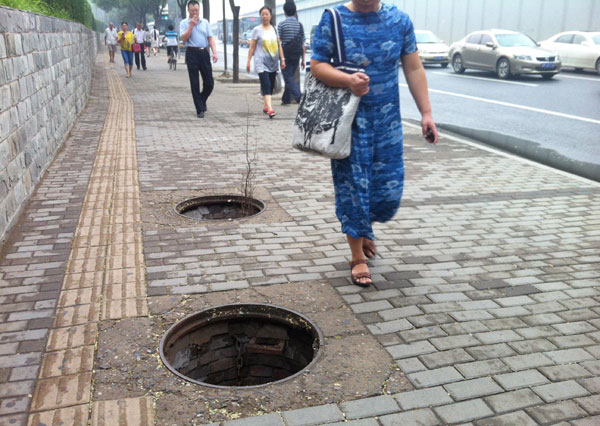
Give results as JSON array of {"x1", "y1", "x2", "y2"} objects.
[
  {"x1": 310, "y1": 0, "x2": 438, "y2": 286},
  {"x1": 246, "y1": 6, "x2": 286, "y2": 119},
  {"x1": 180, "y1": 0, "x2": 218, "y2": 119},
  {"x1": 277, "y1": 1, "x2": 305, "y2": 105},
  {"x1": 104, "y1": 22, "x2": 118, "y2": 63},
  {"x1": 144, "y1": 27, "x2": 152, "y2": 56},
  {"x1": 151, "y1": 27, "x2": 161, "y2": 56},
  {"x1": 132, "y1": 22, "x2": 147, "y2": 70},
  {"x1": 117, "y1": 21, "x2": 134, "y2": 78}
]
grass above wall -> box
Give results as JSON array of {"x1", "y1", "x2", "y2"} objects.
[{"x1": 0, "y1": 0, "x2": 96, "y2": 29}]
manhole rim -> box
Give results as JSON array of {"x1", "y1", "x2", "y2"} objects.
[
  {"x1": 159, "y1": 302, "x2": 325, "y2": 389},
  {"x1": 173, "y1": 194, "x2": 267, "y2": 221}
]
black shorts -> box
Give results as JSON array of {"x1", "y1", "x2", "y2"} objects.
[
  {"x1": 258, "y1": 71, "x2": 277, "y2": 96},
  {"x1": 167, "y1": 46, "x2": 178, "y2": 57}
]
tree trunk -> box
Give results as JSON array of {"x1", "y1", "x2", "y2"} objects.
[
  {"x1": 265, "y1": 0, "x2": 276, "y2": 25},
  {"x1": 202, "y1": 0, "x2": 210, "y2": 21},
  {"x1": 177, "y1": 0, "x2": 186, "y2": 19},
  {"x1": 229, "y1": 0, "x2": 240, "y2": 82}
]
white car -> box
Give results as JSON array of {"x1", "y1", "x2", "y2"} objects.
[
  {"x1": 415, "y1": 30, "x2": 449, "y2": 67},
  {"x1": 540, "y1": 31, "x2": 600, "y2": 74}
]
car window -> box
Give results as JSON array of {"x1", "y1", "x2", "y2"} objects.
[
  {"x1": 572, "y1": 34, "x2": 586, "y2": 44},
  {"x1": 556, "y1": 34, "x2": 573, "y2": 43},
  {"x1": 495, "y1": 33, "x2": 537, "y2": 47},
  {"x1": 416, "y1": 32, "x2": 441, "y2": 43},
  {"x1": 479, "y1": 35, "x2": 493, "y2": 45},
  {"x1": 467, "y1": 34, "x2": 482, "y2": 44}
]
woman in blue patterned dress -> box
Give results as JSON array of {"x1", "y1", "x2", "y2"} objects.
[{"x1": 311, "y1": 0, "x2": 438, "y2": 287}]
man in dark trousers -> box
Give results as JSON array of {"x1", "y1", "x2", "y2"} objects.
[
  {"x1": 180, "y1": 0, "x2": 218, "y2": 118},
  {"x1": 132, "y1": 22, "x2": 147, "y2": 70},
  {"x1": 277, "y1": 1, "x2": 305, "y2": 105}
]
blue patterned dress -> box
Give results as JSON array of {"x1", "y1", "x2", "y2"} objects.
[{"x1": 311, "y1": 4, "x2": 417, "y2": 241}]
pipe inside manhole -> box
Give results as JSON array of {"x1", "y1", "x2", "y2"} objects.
[
  {"x1": 159, "y1": 303, "x2": 324, "y2": 388},
  {"x1": 175, "y1": 195, "x2": 265, "y2": 220}
]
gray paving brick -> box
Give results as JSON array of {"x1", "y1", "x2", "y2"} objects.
[
  {"x1": 580, "y1": 377, "x2": 600, "y2": 394},
  {"x1": 516, "y1": 326, "x2": 563, "y2": 342},
  {"x1": 508, "y1": 338, "x2": 558, "y2": 354},
  {"x1": 379, "y1": 408, "x2": 439, "y2": 426},
  {"x1": 430, "y1": 334, "x2": 480, "y2": 350},
  {"x1": 494, "y1": 369, "x2": 549, "y2": 391},
  {"x1": 456, "y1": 359, "x2": 510, "y2": 378},
  {"x1": 340, "y1": 395, "x2": 399, "y2": 419},
  {"x1": 539, "y1": 364, "x2": 592, "y2": 381},
  {"x1": 532, "y1": 380, "x2": 589, "y2": 403},
  {"x1": 282, "y1": 404, "x2": 344, "y2": 426},
  {"x1": 420, "y1": 348, "x2": 474, "y2": 369},
  {"x1": 399, "y1": 326, "x2": 447, "y2": 342},
  {"x1": 473, "y1": 410, "x2": 538, "y2": 426},
  {"x1": 475, "y1": 330, "x2": 524, "y2": 345},
  {"x1": 444, "y1": 377, "x2": 503, "y2": 401},
  {"x1": 378, "y1": 305, "x2": 423, "y2": 322},
  {"x1": 366, "y1": 319, "x2": 413, "y2": 335},
  {"x1": 549, "y1": 334, "x2": 596, "y2": 348},
  {"x1": 484, "y1": 389, "x2": 543, "y2": 414},
  {"x1": 386, "y1": 341, "x2": 436, "y2": 359},
  {"x1": 545, "y1": 348, "x2": 594, "y2": 364},
  {"x1": 526, "y1": 400, "x2": 588, "y2": 424},
  {"x1": 395, "y1": 386, "x2": 453, "y2": 410},
  {"x1": 522, "y1": 313, "x2": 564, "y2": 326},
  {"x1": 408, "y1": 366, "x2": 463, "y2": 388},
  {"x1": 223, "y1": 413, "x2": 283, "y2": 426},
  {"x1": 466, "y1": 343, "x2": 516, "y2": 360},
  {"x1": 581, "y1": 360, "x2": 600, "y2": 375},
  {"x1": 396, "y1": 357, "x2": 426, "y2": 373},
  {"x1": 350, "y1": 300, "x2": 393, "y2": 314},
  {"x1": 575, "y1": 394, "x2": 600, "y2": 415},
  {"x1": 570, "y1": 415, "x2": 600, "y2": 426},
  {"x1": 324, "y1": 419, "x2": 379, "y2": 426},
  {"x1": 552, "y1": 321, "x2": 597, "y2": 335},
  {"x1": 503, "y1": 353, "x2": 553, "y2": 371},
  {"x1": 435, "y1": 399, "x2": 494, "y2": 424}
]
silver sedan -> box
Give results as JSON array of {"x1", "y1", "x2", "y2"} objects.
[{"x1": 449, "y1": 30, "x2": 561, "y2": 80}]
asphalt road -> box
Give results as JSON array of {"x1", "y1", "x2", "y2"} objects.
[
  {"x1": 398, "y1": 66, "x2": 600, "y2": 167},
  {"x1": 216, "y1": 42, "x2": 600, "y2": 176}
]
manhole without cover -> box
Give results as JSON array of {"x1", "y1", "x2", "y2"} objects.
[
  {"x1": 175, "y1": 195, "x2": 265, "y2": 220},
  {"x1": 160, "y1": 304, "x2": 324, "y2": 388}
]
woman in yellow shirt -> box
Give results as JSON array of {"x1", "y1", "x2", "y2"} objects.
[{"x1": 117, "y1": 21, "x2": 135, "y2": 77}]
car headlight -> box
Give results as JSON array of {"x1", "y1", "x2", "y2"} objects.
[{"x1": 513, "y1": 55, "x2": 532, "y2": 61}]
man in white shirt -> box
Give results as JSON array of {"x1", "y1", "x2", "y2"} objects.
[
  {"x1": 104, "y1": 22, "x2": 118, "y2": 63},
  {"x1": 132, "y1": 22, "x2": 147, "y2": 70},
  {"x1": 180, "y1": 0, "x2": 218, "y2": 118}
]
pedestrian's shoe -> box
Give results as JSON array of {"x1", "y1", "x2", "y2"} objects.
[
  {"x1": 349, "y1": 259, "x2": 372, "y2": 287},
  {"x1": 263, "y1": 107, "x2": 269, "y2": 114},
  {"x1": 143, "y1": 68, "x2": 147, "y2": 71},
  {"x1": 197, "y1": 111, "x2": 205, "y2": 118},
  {"x1": 268, "y1": 110, "x2": 276, "y2": 118}
]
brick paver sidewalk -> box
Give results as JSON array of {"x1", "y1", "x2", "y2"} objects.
[{"x1": 1, "y1": 53, "x2": 599, "y2": 426}]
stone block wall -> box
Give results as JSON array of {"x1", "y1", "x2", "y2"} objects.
[{"x1": 0, "y1": 6, "x2": 98, "y2": 242}]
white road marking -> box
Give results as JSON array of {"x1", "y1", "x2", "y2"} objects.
[
  {"x1": 432, "y1": 72, "x2": 539, "y2": 87},
  {"x1": 402, "y1": 121, "x2": 600, "y2": 187},
  {"x1": 556, "y1": 74, "x2": 600, "y2": 82},
  {"x1": 399, "y1": 84, "x2": 600, "y2": 125}
]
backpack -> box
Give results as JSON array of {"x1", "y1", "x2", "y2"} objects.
[{"x1": 281, "y1": 22, "x2": 304, "y2": 58}]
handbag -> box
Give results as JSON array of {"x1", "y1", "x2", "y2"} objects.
[
  {"x1": 291, "y1": 8, "x2": 364, "y2": 160},
  {"x1": 132, "y1": 42, "x2": 142, "y2": 53}
]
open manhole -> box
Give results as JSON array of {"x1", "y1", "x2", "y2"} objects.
[
  {"x1": 175, "y1": 195, "x2": 265, "y2": 220},
  {"x1": 159, "y1": 304, "x2": 324, "y2": 388}
]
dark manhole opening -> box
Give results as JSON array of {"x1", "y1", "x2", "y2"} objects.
[
  {"x1": 160, "y1": 304, "x2": 324, "y2": 388},
  {"x1": 175, "y1": 195, "x2": 265, "y2": 220}
]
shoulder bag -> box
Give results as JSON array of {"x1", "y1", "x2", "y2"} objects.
[{"x1": 291, "y1": 8, "x2": 364, "y2": 160}]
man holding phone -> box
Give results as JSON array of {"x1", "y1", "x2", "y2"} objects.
[{"x1": 180, "y1": 1, "x2": 218, "y2": 118}]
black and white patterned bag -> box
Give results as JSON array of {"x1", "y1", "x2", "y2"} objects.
[{"x1": 292, "y1": 9, "x2": 364, "y2": 160}]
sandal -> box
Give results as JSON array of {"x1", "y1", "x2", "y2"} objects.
[
  {"x1": 363, "y1": 239, "x2": 376, "y2": 259},
  {"x1": 263, "y1": 107, "x2": 269, "y2": 114},
  {"x1": 268, "y1": 110, "x2": 276, "y2": 118},
  {"x1": 349, "y1": 259, "x2": 372, "y2": 287}
]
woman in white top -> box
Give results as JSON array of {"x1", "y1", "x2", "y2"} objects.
[
  {"x1": 246, "y1": 6, "x2": 286, "y2": 118},
  {"x1": 151, "y1": 28, "x2": 161, "y2": 55}
]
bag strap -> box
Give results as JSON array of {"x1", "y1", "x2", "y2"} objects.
[{"x1": 325, "y1": 8, "x2": 346, "y2": 65}]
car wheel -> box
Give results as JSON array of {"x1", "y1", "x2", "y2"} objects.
[
  {"x1": 441, "y1": 62, "x2": 449, "y2": 68},
  {"x1": 496, "y1": 58, "x2": 511, "y2": 79},
  {"x1": 452, "y1": 54, "x2": 465, "y2": 74},
  {"x1": 596, "y1": 58, "x2": 600, "y2": 76},
  {"x1": 541, "y1": 73, "x2": 555, "y2": 80}
]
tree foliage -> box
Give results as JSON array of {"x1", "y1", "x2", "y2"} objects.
[{"x1": 0, "y1": 0, "x2": 95, "y2": 28}]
